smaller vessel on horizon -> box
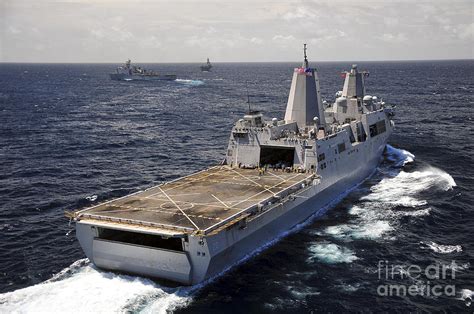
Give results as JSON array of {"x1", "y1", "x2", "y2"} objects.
[
  {"x1": 110, "y1": 59, "x2": 177, "y2": 81},
  {"x1": 200, "y1": 58, "x2": 212, "y2": 72}
]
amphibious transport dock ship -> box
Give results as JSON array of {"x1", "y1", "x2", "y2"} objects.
[
  {"x1": 69, "y1": 46, "x2": 394, "y2": 285},
  {"x1": 110, "y1": 59, "x2": 177, "y2": 81}
]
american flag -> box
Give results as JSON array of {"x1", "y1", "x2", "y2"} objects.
[{"x1": 294, "y1": 67, "x2": 313, "y2": 76}]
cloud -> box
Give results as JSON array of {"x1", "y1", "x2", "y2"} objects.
[
  {"x1": 250, "y1": 37, "x2": 263, "y2": 44},
  {"x1": 457, "y1": 23, "x2": 474, "y2": 40},
  {"x1": 282, "y1": 6, "x2": 317, "y2": 21},
  {"x1": 380, "y1": 33, "x2": 408, "y2": 43},
  {"x1": 1, "y1": 0, "x2": 473, "y2": 62},
  {"x1": 8, "y1": 26, "x2": 21, "y2": 34},
  {"x1": 272, "y1": 35, "x2": 295, "y2": 42}
]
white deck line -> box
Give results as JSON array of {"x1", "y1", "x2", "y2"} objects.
[
  {"x1": 145, "y1": 172, "x2": 215, "y2": 198},
  {"x1": 141, "y1": 196, "x2": 246, "y2": 211},
  {"x1": 158, "y1": 186, "x2": 200, "y2": 230},
  {"x1": 202, "y1": 173, "x2": 313, "y2": 234},
  {"x1": 228, "y1": 168, "x2": 277, "y2": 197},
  {"x1": 211, "y1": 194, "x2": 230, "y2": 209},
  {"x1": 87, "y1": 205, "x2": 220, "y2": 221},
  {"x1": 75, "y1": 166, "x2": 217, "y2": 215},
  {"x1": 266, "y1": 171, "x2": 285, "y2": 180},
  {"x1": 231, "y1": 172, "x2": 303, "y2": 208}
]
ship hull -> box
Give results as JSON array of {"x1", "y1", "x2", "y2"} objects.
[{"x1": 75, "y1": 133, "x2": 389, "y2": 285}]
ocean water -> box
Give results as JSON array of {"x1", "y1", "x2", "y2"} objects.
[{"x1": 0, "y1": 61, "x2": 472, "y2": 312}]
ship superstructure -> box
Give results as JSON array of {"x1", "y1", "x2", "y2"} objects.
[
  {"x1": 110, "y1": 59, "x2": 177, "y2": 81},
  {"x1": 200, "y1": 58, "x2": 212, "y2": 72},
  {"x1": 69, "y1": 45, "x2": 394, "y2": 285}
]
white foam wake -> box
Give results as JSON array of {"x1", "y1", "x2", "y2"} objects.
[
  {"x1": 385, "y1": 144, "x2": 414, "y2": 167},
  {"x1": 421, "y1": 241, "x2": 463, "y2": 254},
  {"x1": 322, "y1": 146, "x2": 456, "y2": 241},
  {"x1": 0, "y1": 259, "x2": 192, "y2": 314},
  {"x1": 459, "y1": 289, "x2": 473, "y2": 307},
  {"x1": 307, "y1": 243, "x2": 358, "y2": 264},
  {"x1": 175, "y1": 79, "x2": 204, "y2": 86},
  {"x1": 362, "y1": 166, "x2": 456, "y2": 206}
]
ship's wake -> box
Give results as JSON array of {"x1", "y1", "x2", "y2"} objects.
[
  {"x1": 309, "y1": 144, "x2": 457, "y2": 264},
  {"x1": 0, "y1": 259, "x2": 194, "y2": 313},
  {"x1": 175, "y1": 79, "x2": 205, "y2": 86}
]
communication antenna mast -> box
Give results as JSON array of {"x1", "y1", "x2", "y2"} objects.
[
  {"x1": 303, "y1": 43, "x2": 309, "y2": 68},
  {"x1": 246, "y1": 82, "x2": 252, "y2": 113}
]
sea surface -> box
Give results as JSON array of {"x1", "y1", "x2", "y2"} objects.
[{"x1": 0, "y1": 61, "x2": 472, "y2": 313}]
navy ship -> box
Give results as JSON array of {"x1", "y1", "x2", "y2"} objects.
[
  {"x1": 110, "y1": 59, "x2": 177, "y2": 81},
  {"x1": 68, "y1": 45, "x2": 394, "y2": 285},
  {"x1": 200, "y1": 58, "x2": 212, "y2": 72}
]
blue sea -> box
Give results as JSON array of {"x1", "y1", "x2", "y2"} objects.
[{"x1": 0, "y1": 61, "x2": 472, "y2": 312}]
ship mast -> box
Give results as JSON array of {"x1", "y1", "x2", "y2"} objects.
[{"x1": 303, "y1": 43, "x2": 308, "y2": 68}]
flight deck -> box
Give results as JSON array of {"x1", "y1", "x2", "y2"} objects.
[{"x1": 71, "y1": 166, "x2": 314, "y2": 235}]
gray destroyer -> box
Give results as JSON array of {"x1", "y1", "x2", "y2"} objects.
[
  {"x1": 110, "y1": 59, "x2": 177, "y2": 81},
  {"x1": 200, "y1": 58, "x2": 212, "y2": 72},
  {"x1": 69, "y1": 46, "x2": 394, "y2": 285}
]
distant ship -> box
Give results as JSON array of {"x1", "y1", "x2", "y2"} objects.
[
  {"x1": 68, "y1": 45, "x2": 395, "y2": 285},
  {"x1": 200, "y1": 58, "x2": 212, "y2": 72},
  {"x1": 110, "y1": 60, "x2": 177, "y2": 81}
]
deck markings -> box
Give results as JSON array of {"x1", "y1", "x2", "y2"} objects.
[
  {"x1": 77, "y1": 166, "x2": 313, "y2": 231},
  {"x1": 211, "y1": 194, "x2": 230, "y2": 210},
  {"x1": 231, "y1": 172, "x2": 304, "y2": 208},
  {"x1": 157, "y1": 186, "x2": 200, "y2": 230},
  {"x1": 145, "y1": 172, "x2": 215, "y2": 198},
  {"x1": 229, "y1": 168, "x2": 277, "y2": 197},
  {"x1": 91, "y1": 205, "x2": 221, "y2": 221},
  {"x1": 266, "y1": 171, "x2": 285, "y2": 180}
]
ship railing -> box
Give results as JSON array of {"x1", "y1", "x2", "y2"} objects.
[
  {"x1": 70, "y1": 212, "x2": 195, "y2": 234},
  {"x1": 245, "y1": 177, "x2": 319, "y2": 224}
]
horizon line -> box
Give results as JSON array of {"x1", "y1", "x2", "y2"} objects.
[{"x1": 1, "y1": 58, "x2": 473, "y2": 64}]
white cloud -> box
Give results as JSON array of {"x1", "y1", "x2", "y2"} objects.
[
  {"x1": 272, "y1": 35, "x2": 295, "y2": 42},
  {"x1": 8, "y1": 26, "x2": 21, "y2": 34},
  {"x1": 250, "y1": 37, "x2": 263, "y2": 44},
  {"x1": 383, "y1": 17, "x2": 399, "y2": 26},
  {"x1": 457, "y1": 23, "x2": 474, "y2": 40},
  {"x1": 1, "y1": 0, "x2": 473, "y2": 62},
  {"x1": 282, "y1": 6, "x2": 317, "y2": 21},
  {"x1": 380, "y1": 33, "x2": 408, "y2": 43}
]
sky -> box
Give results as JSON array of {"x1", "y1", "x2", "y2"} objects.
[{"x1": 0, "y1": 0, "x2": 473, "y2": 62}]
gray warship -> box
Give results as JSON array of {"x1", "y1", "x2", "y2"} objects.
[
  {"x1": 200, "y1": 58, "x2": 212, "y2": 72},
  {"x1": 110, "y1": 59, "x2": 177, "y2": 81},
  {"x1": 68, "y1": 45, "x2": 394, "y2": 285}
]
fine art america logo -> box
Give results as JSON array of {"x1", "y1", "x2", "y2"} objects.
[{"x1": 377, "y1": 260, "x2": 458, "y2": 297}]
